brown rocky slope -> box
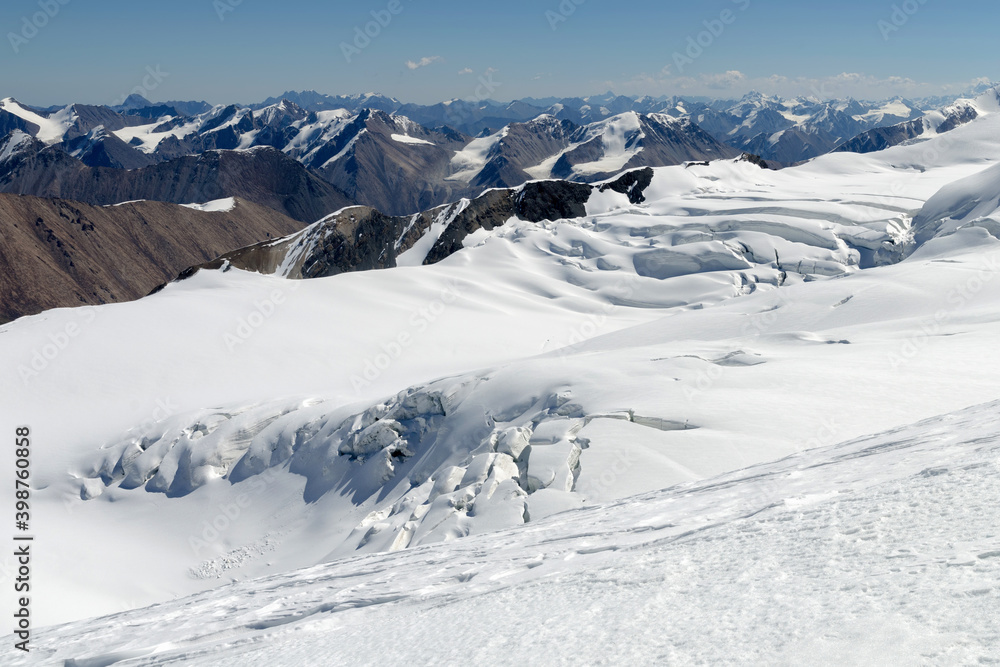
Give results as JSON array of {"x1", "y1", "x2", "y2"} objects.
[{"x1": 0, "y1": 194, "x2": 305, "y2": 323}]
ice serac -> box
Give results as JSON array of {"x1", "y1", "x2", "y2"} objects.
[
  {"x1": 6, "y1": 107, "x2": 1000, "y2": 638},
  {"x1": 910, "y1": 161, "x2": 1000, "y2": 246},
  {"x1": 20, "y1": 400, "x2": 1000, "y2": 665},
  {"x1": 176, "y1": 143, "x2": 911, "y2": 291},
  {"x1": 92, "y1": 150, "x2": 937, "y2": 559}
]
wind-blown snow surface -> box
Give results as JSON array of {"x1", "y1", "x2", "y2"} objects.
[
  {"x1": 2, "y1": 108, "x2": 1000, "y2": 661},
  {"x1": 11, "y1": 400, "x2": 1000, "y2": 665}
]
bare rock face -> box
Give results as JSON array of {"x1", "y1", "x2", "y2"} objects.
[
  {"x1": 0, "y1": 98, "x2": 746, "y2": 221},
  {"x1": 176, "y1": 168, "x2": 656, "y2": 286},
  {"x1": 833, "y1": 118, "x2": 930, "y2": 154},
  {"x1": 298, "y1": 208, "x2": 402, "y2": 278},
  {"x1": 423, "y1": 190, "x2": 519, "y2": 264},
  {"x1": 471, "y1": 117, "x2": 580, "y2": 189},
  {"x1": 0, "y1": 142, "x2": 352, "y2": 223},
  {"x1": 734, "y1": 153, "x2": 772, "y2": 171},
  {"x1": 0, "y1": 166, "x2": 661, "y2": 324},
  {"x1": 316, "y1": 110, "x2": 472, "y2": 216},
  {"x1": 63, "y1": 129, "x2": 158, "y2": 170},
  {"x1": 834, "y1": 102, "x2": 983, "y2": 156},
  {"x1": 0, "y1": 109, "x2": 38, "y2": 137},
  {"x1": 597, "y1": 167, "x2": 655, "y2": 204},
  {"x1": 0, "y1": 194, "x2": 304, "y2": 323}
]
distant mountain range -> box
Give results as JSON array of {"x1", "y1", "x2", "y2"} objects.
[
  {"x1": 0, "y1": 84, "x2": 995, "y2": 218},
  {"x1": 835, "y1": 88, "x2": 1000, "y2": 154}
]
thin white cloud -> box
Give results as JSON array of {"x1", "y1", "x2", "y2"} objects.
[
  {"x1": 700, "y1": 70, "x2": 746, "y2": 89},
  {"x1": 406, "y1": 56, "x2": 444, "y2": 70},
  {"x1": 601, "y1": 69, "x2": 992, "y2": 100},
  {"x1": 458, "y1": 67, "x2": 474, "y2": 75}
]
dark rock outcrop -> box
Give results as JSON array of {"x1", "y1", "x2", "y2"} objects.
[
  {"x1": 178, "y1": 168, "x2": 657, "y2": 285},
  {"x1": 0, "y1": 109, "x2": 38, "y2": 137},
  {"x1": 834, "y1": 103, "x2": 981, "y2": 155},
  {"x1": 63, "y1": 130, "x2": 157, "y2": 170},
  {"x1": 736, "y1": 153, "x2": 771, "y2": 170},
  {"x1": 0, "y1": 144, "x2": 352, "y2": 223},
  {"x1": 598, "y1": 167, "x2": 654, "y2": 204},
  {"x1": 315, "y1": 110, "x2": 472, "y2": 216},
  {"x1": 833, "y1": 119, "x2": 929, "y2": 154},
  {"x1": 515, "y1": 180, "x2": 592, "y2": 222}
]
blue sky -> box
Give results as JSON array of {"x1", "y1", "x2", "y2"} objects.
[{"x1": 1, "y1": 0, "x2": 996, "y2": 106}]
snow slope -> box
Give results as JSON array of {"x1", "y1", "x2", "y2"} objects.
[
  {"x1": 110, "y1": 114, "x2": 204, "y2": 153},
  {"x1": 897, "y1": 88, "x2": 1000, "y2": 144},
  {"x1": 526, "y1": 111, "x2": 645, "y2": 180},
  {"x1": 1, "y1": 107, "x2": 1000, "y2": 654},
  {"x1": 912, "y1": 160, "x2": 1000, "y2": 244},
  {"x1": 448, "y1": 127, "x2": 507, "y2": 181},
  {"x1": 0, "y1": 130, "x2": 32, "y2": 163},
  {"x1": 390, "y1": 133, "x2": 435, "y2": 146},
  {"x1": 0, "y1": 98, "x2": 76, "y2": 144},
  {"x1": 180, "y1": 197, "x2": 237, "y2": 213},
  {"x1": 11, "y1": 399, "x2": 1000, "y2": 665}
]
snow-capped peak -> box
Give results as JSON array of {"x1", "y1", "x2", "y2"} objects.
[{"x1": 0, "y1": 129, "x2": 34, "y2": 162}]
